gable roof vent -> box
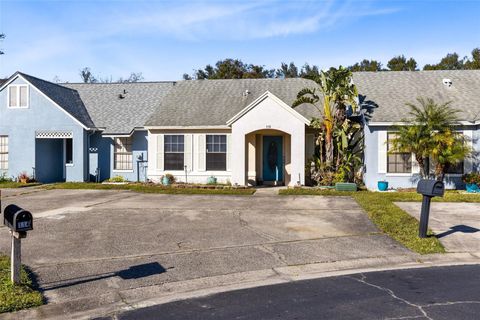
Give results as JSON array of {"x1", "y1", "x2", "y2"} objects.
[{"x1": 442, "y1": 78, "x2": 452, "y2": 87}]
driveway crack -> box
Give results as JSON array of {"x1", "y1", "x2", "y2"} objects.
[
  {"x1": 234, "y1": 211, "x2": 278, "y2": 241},
  {"x1": 348, "y1": 273, "x2": 433, "y2": 320}
]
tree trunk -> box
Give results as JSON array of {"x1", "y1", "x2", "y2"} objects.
[
  {"x1": 415, "y1": 155, "x2": 425, "y2": 178},
  {"x1": 325, "y1": 132, "x2": 333, "y2": 167}
]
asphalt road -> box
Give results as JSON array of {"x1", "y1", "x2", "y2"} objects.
[{"x1": 110, "y1": 265, "x2": 480, "y2": 320}]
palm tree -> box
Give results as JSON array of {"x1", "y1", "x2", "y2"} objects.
[
  {"x1": 391, "y1": 97, "x2": 470, "y2": 180},
  {"x1": 292, "y1": 67, "x2": 358, "y2": 167}
]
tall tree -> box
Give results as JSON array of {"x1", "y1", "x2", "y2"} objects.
[
  {"x1": 299, "y1": 63, "x2": 321, "y2": 78},
  {"x1": 276, "y1": 62, "x2": 299, "y2": 78},
  {"x1": 79, "y1": 67, "x2": 143, "y2": 83},
  {"x1": 387, "y1": 55, "x2": 417, "y2": 71},
  {"x1": 190, "y1": 59, "x2": 274, "y2": 80},
  {"x1": 464, "y1": 48, "x2": 480, "y2": 70},
  {"x1": 423, "y1": 52, "x2": 465, "y2": 70},
  {"x1": 348, "y1": 59, "x2": 382, "y2": 72},
  {"x1": 292, "y1": 67, "x2": 358, "y2": 167},
  {"x1": 80, "y1": 67, "x2": 97, "y2": 83}
]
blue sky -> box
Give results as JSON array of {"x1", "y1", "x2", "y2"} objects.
[{"x1": 0, "y1": 0, "x2": 479, "y2": 82}]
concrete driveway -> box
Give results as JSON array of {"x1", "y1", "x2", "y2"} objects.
[
  {"x1": 396, "y1": 202, "x2": 480, "y2": 253},
  {"x1": 0, "y1": 188, "x2": 411, "y2": 314}
]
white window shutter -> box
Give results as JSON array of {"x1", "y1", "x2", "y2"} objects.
[
  {"x1": 184, "y1": 134, "x2": 192, "y2": 171},
  {"x1": 305, "y1": 134, "x2": 315, "y2": 160},
  {"x1": 156, "y1": 134, "x2": 164, "y2": 171},
  {"x1": 378, "y1": 131, "x2": 387, "y2": 174},
  {"x1": 412, "y1": 154, "x2": 420, "y2": 174},
  {"x1": 226, "y1": 134, "x2": 232, "y2": 171},
  {"x1": 464, "y1": 130, "x2": 473, "y2": 172},
  {"x1": 197, "y1": 134, "x2": 206, "y2": 171}
]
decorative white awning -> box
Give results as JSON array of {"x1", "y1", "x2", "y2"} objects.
[{"x1": 35, "y1": 131, "x2": 73, "y2": 139}]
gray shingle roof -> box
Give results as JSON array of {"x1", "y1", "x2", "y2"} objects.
[
  {"x1": 353, "y1": 70, "x2": 480, "y2": 123},
  {"x1": 63, "y1": 81, "x2": 175, "y2": 134},
  {"x1": 145, "y1": 78, "x2": 321, "y2": 127},
  {"x1": 19, "y1": 73, "x2": 95, "y2": 128}
]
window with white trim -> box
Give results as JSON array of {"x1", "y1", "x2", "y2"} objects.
[
  {"x1": 206, "y1": 135, "x2": 227, "y2": 171},
  {"x1": 114, "y1": 137, "x2": 133, "y2": 170},
  {"x1": 164, "y1": 135, "x2": 184, "y2": 170},
  {"x1": 8, "y1": 85, "x2": 28, "y2": 108},
  {"x1": 387, "y1": 133, "x2": 412, "y2": 173},
  {"x1": 0, "y1": 136, "x2": 8, "y2": 170}
]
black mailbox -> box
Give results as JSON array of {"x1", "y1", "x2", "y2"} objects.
[
  {"x1": 416, "y1": 179, "x2": 445, "y2": 197},
  {"x1": 4, "y1": 205, "x2": 33, "y2": 232}
]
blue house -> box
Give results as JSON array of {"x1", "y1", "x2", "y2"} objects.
[
  {"x1": 1, "y1": 70, "x2": 479, "y2": 189},
  {"x1": 0, "y1": 72, "x2": 174, "y2": 183}
]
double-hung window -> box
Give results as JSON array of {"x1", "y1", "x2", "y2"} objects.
[
  {"x1": 206, "y1": 135, "x2": 227, "y2": 171},
  {"x1": 387, "y1": 133, "x2": 412, "y2": 173},
  {"x1": 0, "y1": 136, "x2": 8, "y2": 170},
  {"x1": 114, "y1": 137, "x2": 133, "y2": 170},
  {"x1": 8, "y1": 85, "x2": 28, "y2": 108},
  {"x1": 164, "y1": 135, "x2": 184, "y2": 170}
]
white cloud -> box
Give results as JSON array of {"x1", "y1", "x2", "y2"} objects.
[{"x1": 92, "y1": 0, "x2": 400, "y2": 41}]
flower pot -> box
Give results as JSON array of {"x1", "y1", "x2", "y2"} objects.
[
  {"x1": 465, "y1": 183, "x2": 479, "y2": 193},
  {"x1": 161, "y1": 176, "x2": 170, "y2": 186},
  {"x1": 378, "y1": 181, "x2": 388, "y2": 191},
  {"x1": 207, "y1": 176, "x2": 217, "y2": 184}
]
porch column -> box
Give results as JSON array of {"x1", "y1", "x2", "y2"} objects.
[
  {"x1": 231, "y1": 129, "x2": 246, "y2": 186},
  {"x1": 290, "y1": 129, "x2": 305, "y2": 186}
]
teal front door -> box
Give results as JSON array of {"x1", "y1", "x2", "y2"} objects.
[{"x1": 263, "y1": 136, "x2": 283, "y2": 182}]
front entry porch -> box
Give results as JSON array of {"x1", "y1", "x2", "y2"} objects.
[{"x1": 245, "y1": 130, "x2": 291, "y2": 186}]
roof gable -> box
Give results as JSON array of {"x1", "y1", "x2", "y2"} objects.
[
  {"x1": 226, "y1": 91, "x2": 310, "y2": 126},
  {"x1": 1, "y1": 72, "x2": 94, "y2": 129}
]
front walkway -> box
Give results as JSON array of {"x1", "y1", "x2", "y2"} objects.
[
  {"x1": 396, "y1": 202, "x2": 480, "y2": 253},
  {"x1": 0, "y1": 189, "x2": 413, "y2": 318}
]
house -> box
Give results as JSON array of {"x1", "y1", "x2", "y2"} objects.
[{"x1": 1, "y1": 70, "x2": 479, "y2": 189}]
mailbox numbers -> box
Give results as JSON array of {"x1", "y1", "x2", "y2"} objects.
[{"x1": 17, "y1": 221, "x2": 31, "y2": 229}]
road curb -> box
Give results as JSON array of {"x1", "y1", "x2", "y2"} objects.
[{"x1": 2, "y1": 252, "x2": 478, "y2": 320}]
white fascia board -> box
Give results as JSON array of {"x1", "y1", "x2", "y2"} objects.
[
  {"x1": 226, "y1": 91, "x2": 310, "y2": 126},
  {"x1": 6, "y1": 74, "x2": 91, "y2": 130},
  {"x1": 144, "y1": 125, "x2": 231, "y2": 130},
  {"x1": 368, "y1": 121, "x2": 477, "y2": 127}
]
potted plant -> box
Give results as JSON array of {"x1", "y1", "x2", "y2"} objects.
[
  {"x1": 161, "y1": 173, "x2": 175, "y2": 186},
  {"x1": 462, "y1": 173, "x2": 480, "y2": 193},
  {"x1": 207, "y1": 176, "x2": 217, "y2": 185},
  {"x1": 377, "y1": 180, "x2": 389, "y2": 191},
  {"x1": 17, "y1": 171, "x2": 30, "y2": 184}
]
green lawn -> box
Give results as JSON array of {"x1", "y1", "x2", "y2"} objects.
[
  {"x1": 0, "y1": 256, "x2": 43, "y2": 313},
  {"x1": 43, "y1": 182, "x2": 256, "y2": 195},
  {"x1": 0, "y1": 182, "x2": 41, "y2": 189},
  {"x1": 280, "y1": 188, "x2": 480, "y2": 254}
]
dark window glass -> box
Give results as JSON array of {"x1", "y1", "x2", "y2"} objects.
[
  {"x1": 387, "y1": 133, "x2": 412, "y2": 173},
  {"x1": 164, "y1": 135, "x2": 184, "y2": 170},
  {"x1": 445, "y1": 161, "x2": 464, "y2": 174},
  {"x1": 206, "y1": 135, "x2": 226, "y2": 171},
  {"x1": 65, "y1": 138, "x2": 73, "y2": 164}
]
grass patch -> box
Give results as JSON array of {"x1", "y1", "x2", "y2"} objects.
[
  {"x1": 0, "y1": 255, "x2": 43, "y2": 313},
  {"x1": 0, "y1": 182, "x2": 41, "y2": 189},
  {"x1": 279, "y1": 188, "x2": 470, "y2": 254},
  {"x1": 43, "y1": 182, "x2": 256, "y2": 195}
]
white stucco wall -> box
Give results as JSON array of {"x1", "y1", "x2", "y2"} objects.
[{"x1": 230, "y1": 94, "x2": 307, "y2": 186}]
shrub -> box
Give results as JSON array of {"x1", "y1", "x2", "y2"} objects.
[
  {"x1": 462, "y1": 172, "x2": 480, "y2": 185},
  {"x1": 0, "y1": 172, "x2": 13, "y2": 183},
  {"x1": 17, "y1": 172, "x2": 34, "y2": 183},
  {"x1": 107, "y1": 175, "x2": 126, "y2": 183}
]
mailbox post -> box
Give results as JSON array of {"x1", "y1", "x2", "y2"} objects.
[
  {"x1": 3, "y1": 203, "x2": 33, "y2": 284},
  {"x1": 416, "y1": 179, "x2": 445, "y2": 238}
]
